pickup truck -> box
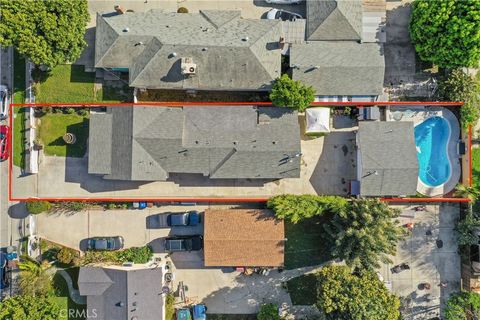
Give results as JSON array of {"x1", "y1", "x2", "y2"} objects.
[{"x1": 164, "y1": 235, "x2": 203, "y2": 252}]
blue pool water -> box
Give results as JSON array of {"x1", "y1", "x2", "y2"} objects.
[{"x1": 414, "y1": 116, "x2": 451, "y2": 187}]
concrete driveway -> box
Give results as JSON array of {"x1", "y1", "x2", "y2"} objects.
[
  {"x1": 36, "y1": 205, "x2": 208, "y2": 250},
  {"x1": 378, "y1": 204, "x2": 461, "y2": 320}
]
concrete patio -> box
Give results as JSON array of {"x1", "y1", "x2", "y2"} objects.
[{"x1": 378, "y1": 203, "x2": 461, "y2": 320}]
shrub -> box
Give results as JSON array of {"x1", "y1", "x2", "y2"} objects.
[
  {"x1": 460, "y1": 100, "x2": 480, "y2": 129},
  {"x1": 257, "y1": 303, "x2": 279, "y2": 320},
  {"x1": 41, "y1": 106, "x2": 52, "y2": 114},
  {"x1": 269, "y1": 74, "x2": 315, "y2": 112},
  {"x1": 438, "y1": 69, "x2": 479, "y2": 102},
  {"x1": 107, "y1": 203, "x2": 116, "y2": 210},
  {"x1": 26, "y1": 201, "x2": 52, "y2": 214},
  {"x1": 56, "y1": 201, "x2": 88, "y2": 212},
  {"x1": 177, "y1": 7, "x2": 188, "y2": 13},
  {"x1": 56, "y1": 247, "x2": 77, "y2": 264},
  {"x1": 65, "y1": 107, "x2": 75, "y2": 114},
  {"x1": 77, "y1": 108, "x2": 88, "y2": 116},
  {"x1": 117, "y1": 246, "x2": 153, "y2": 264},
  {"x1": 445, "y1": 291, "x2": 480, "y2": 320}
]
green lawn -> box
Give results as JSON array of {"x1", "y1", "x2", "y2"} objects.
[
  {"x1": 473, "y1": 148, "x2": 480, "y2": 188},
  {"x1": 286, "y1": 273, "x2": 317, "y2": 305},
  {"x1": 52, "y1": 273, "x2": 86, "y2": 320},
  {"x1": 284, "y1": 216, "x2": 332, "y2": 269},
  {"x1": 12, "y1": 50, "x2": 26, "y2": 167},
  {"x1": 35, "y1": 64, "x2": 130, "y2": 103},
  {"x1": 38, "y1": 113, "x2": 89, "y2": 157}
]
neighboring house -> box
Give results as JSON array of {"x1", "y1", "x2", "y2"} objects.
[
  {"x1": 203, "y1": 209, "x2": 285, "y2": 267},
  {"x1": 355, "y1": 122, "x2": 419, "y2": 196},
  {"x1": 95, "y1": 9, "x2": 282, "y2": 91},
  {"x1": 88, "y1": 106, "x2": 301, "y2": 181},
  {"x1": 78, "y1": 266, "x2": 164, "y2": 320},
  {"x1": 291, "y1": 0, "x2": 386, "y2": 101},
  {"x1": 290, "y1": 41, "x2": 385, "y2": 98}
]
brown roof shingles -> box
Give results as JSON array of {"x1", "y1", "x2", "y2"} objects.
[{"x1": 204, "y1": 209, "x2": 285, "y2": 267}]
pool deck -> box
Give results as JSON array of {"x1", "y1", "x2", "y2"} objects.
[{"x1": 386, "y1": 106, "x2": 460, "y2": 197}]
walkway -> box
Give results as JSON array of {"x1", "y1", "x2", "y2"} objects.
[{"x1": 56, "y1": 269, "x2": 86, "y2": 305}]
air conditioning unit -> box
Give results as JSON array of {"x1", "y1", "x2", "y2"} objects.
[{"x1": 181, "y1": 57, "x2": 197, "y2": 75}]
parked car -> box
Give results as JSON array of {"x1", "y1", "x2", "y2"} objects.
[
  {"x1": 192, "y1": 304, "x2": 207, "y2": 320},
  {"x1": 176, "y1": 308, "x2": 192, "y2": 320},
  {"x1": 167, "y1": 211, "x2": 200, "y2": 227},
  {"x1": 87, "y1": 236, "x2": 124, "y2": 251},
  {"x1": 164, "y1": 235, "x2": 203, "y2": 252},
  {"x1": 0, "y1": 85, "x2": 8, "y2": 120},
  {"x1": 265, "y1": 0, "x2": 301, "y2": 4},
  {"x1": 0, "y1": 125, "x2": 9, "y2": 161},
  {"x1": 0, "y1": 253, "x2": 8, "y2": 290},
  {"x1": 266, "y1": 8, "x2": 303, "y2": 21}
]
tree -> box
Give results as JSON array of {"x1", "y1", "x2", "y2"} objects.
[
  {"x1": 267, "y1": 194, "x2": 348, "y2": 224},
  {"x1": 56, "y1": 247, "x2": 77, "y2": 264},
  {"x1": 455, "y1": 211, "x2": 480, "y2": 246},
  {"x1": 438, "y1": 69, "x2": 479, "y2": 102},
  {"x1": 270, "y1": 74, "x2": 315, "y2": 112},
  {"x1": 257, "y1": 303, "x2": 280, "y2": 320},
  {"x1": 26, "y1": 201, "x2": 52, "y2": 214},
  {"x1": 455, "y1": 184, "x2": 480, "y2": 201},
  {"x1": 410, "y1": 0, "x2": 480, "y2": 68},
  {"x1": 445, "y1": 291, "x2": 480, "y2": 320},
  {"x1": 0, "y1": 0, "x2": 90, "y2": 68},
  {"x1": 323, "y1": 199, "x2": 406, "y2": 270},
  {"x1": 18, "y1": 256, "x2": 54, "y2": 296},
  {"x1": 316, "y1": 265, "x2": 401, "y2": 320},
  {"x1": 0, "y1": 295, "x2": 60, "y2": 320}
]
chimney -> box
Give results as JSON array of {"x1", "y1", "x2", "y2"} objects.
[
  {"x1": 114, "y1": 5, "x2": 126, "y2": 14},
  {"x1": 279, "y1": 37, "x2": 286, "y2": 50}
]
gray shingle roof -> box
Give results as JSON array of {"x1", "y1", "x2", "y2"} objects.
[
  {"x1": 88, "y1": 106, "x2": 301, "y2": 181},
  {"x1": 95, "y1": 10, "x2": 282, "y2": 90},
  {"x1": 78, "y1": 267, "x2": 164, "y2": 320},
  {"x1": 290, "y1": 41, "x2": 385, "y2": 96},
  {"x1": 306, "y1": 0, "x2": 363, "y2": 41},
  {"x1": 357, "y1": 121, "x2": 419, "y2": 196}
]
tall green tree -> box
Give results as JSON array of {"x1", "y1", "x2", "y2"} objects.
[
  {"x1": 18, "y1": 256, "x2": 54, "y2": 297},
  {"x1": 323, "y1": 199, "x2": 406, "y2": 270},
  {"x1": 410, "y1": 0, "x2": 480, "y2": 68},
  {"x1": 267, "y1": 194, "x2": 348, "y2": 224},
  {"x1": 0, "y1": 295, "x2": 61, "y2": 320},
  {"x1": 316, "y1": 265, "x2": 401, "y2": 320},
  {"x1": 0, "y1": 0, "x2": 90, "y2": 68},
  {"x1": 270, "y1": 74, "x2": 315, "y2": 112},
  {"x1": 445, "y1": 291, "x2": 480, "y2": 320}
]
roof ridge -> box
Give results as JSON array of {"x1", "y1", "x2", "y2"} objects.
[
  {"x1": 129, "y1": 38, "x2": 163, "y2": 87},
  {"x1": 95, "y1": 13, "x2": 121, "y2": 67}
]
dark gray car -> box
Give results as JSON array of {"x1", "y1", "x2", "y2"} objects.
[
  {"x1": 164, "y1": 235, "x2": 203, "y2": 252},
  {"x1": 87, "y1": 236, "x2": 124, "y2": 251}
]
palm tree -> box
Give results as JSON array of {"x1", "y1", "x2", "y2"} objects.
[{"x1": 18, "y1": 256, "x2": 53, "y2": 297}]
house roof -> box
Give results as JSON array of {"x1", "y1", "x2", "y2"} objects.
[
  {"x1": 357, "y1": 121, "x2": 419, "y2": 196},
  {"x1": 306, "y1": 0, "x2": 363, "y2": 41},
  {"x1": 290, "y1": 41, "x2": 385, "y2": 96},
  {"x1": 78, "y1": 267, "x2": 164, "y2": 320},
  {"x1": 88, "y1": 106, "x2": 301, "y2": 181},
  {"x1": 95, "y1": 10, "x2": 282, "y2": 90},
  {"x1": 204, "y1": 209, "x2": 285, "y2": 267}
]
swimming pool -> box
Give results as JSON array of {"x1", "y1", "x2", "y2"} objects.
[{"x1": 414, "y1": 116, "x2": 451, "y2": 187}]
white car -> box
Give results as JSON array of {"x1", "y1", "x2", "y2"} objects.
[
  {"x1": 266, "y1": 8, "x2": 303, "y2": 21},
  {"x1": 266, "y1": 0, "x2": 301, "y2": 4},
  {"x1": 0, "y1": 85, "x2": 9, "y2": 120}
]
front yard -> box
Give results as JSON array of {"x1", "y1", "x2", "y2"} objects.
[
  {"x1": 37, "y1": 112, "x2": 89, "y2": 157},
  {"x1": 34, "y1": 64, "x2": 131, "y2": 103},
  {"x1": 473, "y1": 147, "x2": 480, "y2": 188}
]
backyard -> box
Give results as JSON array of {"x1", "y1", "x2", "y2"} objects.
[
  {"x1": 34, "y1": 64, "x2": 131, "y2": 103},
  {"x1": 284, "y1": 216, "x2": 332, "y2": 269},
  {"x1": 37, "y1": 112, "x2": 89, "y2": 157},
  {"x1": 52, "y1": 272, "x2": 86, "y2": 320}
]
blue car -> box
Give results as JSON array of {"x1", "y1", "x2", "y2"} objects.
[
  {"x1": 192, "y1": 304, "x2": 207, "y2": 320},
  {"x1": 167, "y1": 211, "x2": 200, "y2": 227},
  {"x1": 0, "y1": 253, "x2": 8, "y2": 290}
]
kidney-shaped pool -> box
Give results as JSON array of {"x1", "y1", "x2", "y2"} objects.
[{"x1": 414, "y1": 116, "x2": 451, "y2": 187}]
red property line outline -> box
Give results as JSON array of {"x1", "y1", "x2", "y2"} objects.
[{"x1": 8, "y1": 102, "x2": 470, "y2": 203}]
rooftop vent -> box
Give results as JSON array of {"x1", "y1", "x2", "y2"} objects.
[
  {"x1": 181, "y1": 57, "x2": 197, "y2": 75},
  {"x1": 242, "y1": 36, "x2": 249, "y2": 42},
  {"x1": 123, "y1": 27, "x2": 129, "y2": 33},
  {"x1": 114, "y1": 5, "x2": 126, "y2": 14}
]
